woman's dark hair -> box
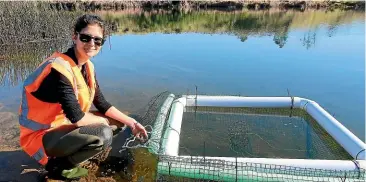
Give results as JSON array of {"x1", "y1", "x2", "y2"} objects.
[{"x1": 73, "y1": 14, "x2": 106, "y2": 38}]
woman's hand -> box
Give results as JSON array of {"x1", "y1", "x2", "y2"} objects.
[
  {"x1": 130, "y1": 120, "x2": 148, "y2": 141},
  {"x1": 103, "y1": 107, "x2": 148, "y2": 140}
]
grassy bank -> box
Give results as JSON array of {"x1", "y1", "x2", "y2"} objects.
[
  {"x1": 48, "y1": 0, "x2": 365, "y2": 11},
  {"x1": 101, "y1": 9, "x2": 364, "y2": 44}
]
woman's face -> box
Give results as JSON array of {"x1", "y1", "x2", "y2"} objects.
[{"x1": 73, "y1": 24, "x2": 104, "y2": 60}]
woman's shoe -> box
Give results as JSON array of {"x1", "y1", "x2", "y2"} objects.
[{"x1": 61, "y1": 166, "x2": 89, "y2": 179}]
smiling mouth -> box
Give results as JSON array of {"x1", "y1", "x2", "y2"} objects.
[{"x1": 84, "y1": 48, "x2": 96, "y2": 52}]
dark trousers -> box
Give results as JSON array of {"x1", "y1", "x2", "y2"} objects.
[
  {"x1": 42, "y1": 111, "x2": 128, "y2": 166},
  {"x1": 42, "y1": 123, "x2": 114, "y2": 165}
]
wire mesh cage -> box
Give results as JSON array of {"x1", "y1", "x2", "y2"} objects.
[{"x1": 116, "y1": 93, "x2": 365, "y2": 182}]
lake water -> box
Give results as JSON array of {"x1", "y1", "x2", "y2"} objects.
[{"x1": 0, "y1": 9, "x2": 365, "y2": 146}]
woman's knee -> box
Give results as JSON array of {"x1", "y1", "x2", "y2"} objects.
[
  {"x1": 79, "y1": 124, "x2": 113, "y2": 149},
  {"x1": 100, "y1": 125, "x2": 113, "y2": 148}
]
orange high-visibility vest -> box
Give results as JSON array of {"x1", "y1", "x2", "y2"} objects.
[{"x1": 19, "y1": 52, "x2": 96, "y2": 165}]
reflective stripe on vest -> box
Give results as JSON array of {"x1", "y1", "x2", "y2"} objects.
[
  {"x1": 32, "y1": 147, "x2": 45, "y2": 161},
  {"x1": 19, "y1": 115, "x2": 50, "y2": 131},
  {"x1": 53, "y1": 57, "x2": 79, "y2": 99}
]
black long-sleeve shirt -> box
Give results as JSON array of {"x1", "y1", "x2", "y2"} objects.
[{"x1": 31, "y1": 48, "x2": 112, "y2": 123}]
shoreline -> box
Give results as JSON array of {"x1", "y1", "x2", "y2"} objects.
[{"x1": 48, "y1": 0, "x2": 365, "y2": 11}]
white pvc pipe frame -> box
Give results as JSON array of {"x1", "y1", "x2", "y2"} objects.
[{"x1": 160, "y1": 95, "x2": 366, "y2": 172}]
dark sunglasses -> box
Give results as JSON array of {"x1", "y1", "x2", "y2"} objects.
[{"x1": 78, "y1": 33, "x2": 105, "y2": 46}]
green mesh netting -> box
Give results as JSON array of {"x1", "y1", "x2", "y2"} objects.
[
  {"x1": 157, "y1": 155, "x2": 365, "y2": 182},
  {"x1": 119, "y1": 91, "x2": 174, "y2": 154}
]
